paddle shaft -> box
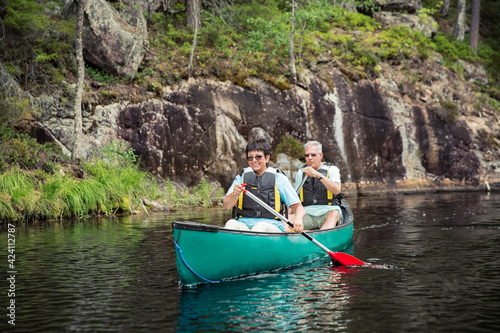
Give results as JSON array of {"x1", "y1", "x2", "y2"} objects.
[
  {"x1": 242, "y1": 189, "x2": 331, "y2": 254},
  {"x1": 295, "y1": 174, "x2": 308, "y2": 195}
]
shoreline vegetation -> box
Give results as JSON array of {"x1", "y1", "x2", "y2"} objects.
[{"x1": 0, "y1": 125, "x2": 224, "y2": 224}]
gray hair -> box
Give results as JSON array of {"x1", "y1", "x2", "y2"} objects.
[{"x1": 304, "y1": 141, "x2": 322, "y2": 153}]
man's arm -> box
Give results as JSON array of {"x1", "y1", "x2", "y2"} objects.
[{"x1": 319, "y1": 175, "x2": 341, "y2": 195}]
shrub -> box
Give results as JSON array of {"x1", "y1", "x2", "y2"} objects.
[
  {"x1": 0, "y1": 125, "x2": 64, "y2": 173},
  {"x1": 275, "y1": 135, "x2": 304, "y2": 160}
]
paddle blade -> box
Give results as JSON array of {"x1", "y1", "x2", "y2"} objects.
[{"x1": 329, "y1": 251, "x2": 366, "y2": 266}]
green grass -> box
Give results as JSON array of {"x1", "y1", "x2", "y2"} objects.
[
  {"x1": 164, "y1": 178, "x2": 224, "y2": 209},
  {"x1": 0, "y1": 133, "x2": 224, "y2": 222}
]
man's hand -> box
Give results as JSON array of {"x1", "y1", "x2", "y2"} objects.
[{"x1": 303, "y1": 166, "x2": 322, "y2": 179}]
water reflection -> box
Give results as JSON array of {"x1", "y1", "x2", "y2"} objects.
[{"x1": 176, "y1": 262, "x2": 364, "y2": 332}]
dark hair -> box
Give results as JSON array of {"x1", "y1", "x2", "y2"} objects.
[{"x1": 246, "y1": 137, "x2": 271, "y2": 156}]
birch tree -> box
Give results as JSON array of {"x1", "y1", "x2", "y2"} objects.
[
  {"x1": 187, "y1": 0, "x2": 200, "y2": 71},
  {"x1": 441, "y1": 0, "x2": 450, "y2": 17},
  {"x1": 72, "y1": 0, "x2": 86, "y2": 161},
  {"x1": 187, "y1": 0, "x2": 200, "y2": 30},
  {"x1": 288, "y1": 0, "x2": 297, "y2": 84},
  {"x1": 453, "y1": 0, "x2": 466, "y2": 42}
]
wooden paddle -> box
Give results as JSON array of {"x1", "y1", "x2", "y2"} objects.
[{"x1": 241, "y1": 184, "x2": 365, "y2": 266}]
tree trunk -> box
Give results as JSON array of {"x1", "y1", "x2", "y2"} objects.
[
  {"x1": 187, "y1": 0, "x2": 200, "y2": 30},
  {"x1": 72, "y1": 0, "x2": 85, "y2": 162},
  {"x1": 288, "y1": 0, "x2": 297, "y2": 84},
  {"x1": 441, "y1": 0, "x2": 450, "y2": 17},
  {"x1": 188, "y1": 24, "x2": 198, "y2": 71},
  {"x1": 469, "y1": 0, "x2": 481, "y2": 55},
  {"x1": 298, "y1": 21, "x2": 307, "y2": 60},
  {"x1": 187, "y1": 0, "x2": 200, "y2": 71},
  {"x1": 453, "y1": 0, "x2": 466, "y2": 42}
]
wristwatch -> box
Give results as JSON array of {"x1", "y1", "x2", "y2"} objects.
[{"x1": 318, "y1": 174, "x2": 324, "y2": 180}]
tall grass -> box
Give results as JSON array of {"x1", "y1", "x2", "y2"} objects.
[
  {"x1": 0, "y1": 166, "x2": 126, "y2": 221},
  {"x1": 164, "y1": 178, "x2": 225, "y2": 209},
  {"x1": 0, "y1": 139, "x2": 162, "y2": 222},
  {"x1": 0, "y1": 132, "x2": 227, "y2": 223}
]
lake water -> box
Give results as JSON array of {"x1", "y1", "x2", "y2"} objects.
[{"x1": 1, "y1": 192, "x2": 499, "y2": 332}]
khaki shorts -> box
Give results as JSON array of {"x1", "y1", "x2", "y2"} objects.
[{"x1": 302, "y1": 208, "x2": 343, "y2": 230}]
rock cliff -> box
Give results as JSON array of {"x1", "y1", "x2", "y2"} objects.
[{"x1": 32, "y1": 57, "x2": 500, "y2": 194}]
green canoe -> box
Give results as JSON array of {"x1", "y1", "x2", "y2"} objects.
[{"x1": 172, "y1": 200, "x2": 354, "y2": 286}]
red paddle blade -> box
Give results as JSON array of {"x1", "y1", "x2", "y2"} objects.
[{"x1": 329, "y1": 251, "x2": 366, "y2": 266}]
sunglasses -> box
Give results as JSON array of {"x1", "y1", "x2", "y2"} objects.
[
  {"x1": 304, "y1": 153, "x2": 318, "y2": 158},
  {"x1": 247, "y1": 155, "x2": 264, "y2": 161}
]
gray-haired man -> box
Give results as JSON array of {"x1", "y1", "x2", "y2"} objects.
[{"x1": 293, "y1": 141, "x2": 343, "y2": 230}]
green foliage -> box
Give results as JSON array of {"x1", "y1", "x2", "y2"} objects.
[
  {"x1": 83, "y1": 140, "x2": 154, "y2": 214},
  {"x1": 376, "y1": 27, "x2": 429, "y2": 59},
  {"x1": 333, "y1": 9, "x2": 381, "y2": 32},
  {"x1": 191, "y1": 179, "x2": 220, "y2": 208},
  {"x1": 0, "y1": 125, "x2": 64, "y2": 173},
  {"x1": 86, "y1": 65, "x2": 122, "y2": 84},
  {"x1": 355, "y1": 0, "x2": 381, "y2": 16},
  {"x1": 135, "y1": 0, "x2": 500, "y2": 92},
  {"x1": 0, "y1": 138, "x2": 169, "y2": 222},
  {"x1": 0, "y1": 96, "x2": 35, "y2": 125},
  {"x1": 163, "y1": 178, "x2": 223, "y2": 209},
  {"x1": 198, "y1": 18, "x2": 239, "y2": 50},
  {"x1": 180, "y1": 42, "x2": 193, "y2": 56},
  {"x1": 161, "y1": 23, "x2": 193, "y2": 47},
  {"x1": 275, "y1": 135, "x2": 304, "y2": 160},
  {"x1": 489, "y1": 98, "x2": 500, "y2": 113},
  {"x1": 242, "y1": 16, "x2": 290, "y2": 57},
  {"x1": 432, "y1": 33, "x2": 477, "y2": 65},
  {"x1": 90, "y1": 140, "x2": 137, "y2": 167},
  {"x1": 421, "y1": 0, "x2": 444, "y2": 10},
  {"x1": 478, "y1": 42, "x2": 500, "y2": 82},
  {"x1": 1, "y1": 0, "x2": 499, "y2": 95},
  {"x1": 0, "y1": 0, "x2": 74, "y2": 89}
]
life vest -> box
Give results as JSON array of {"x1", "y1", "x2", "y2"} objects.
[
  {"x1": 299, "y1": 163, "x2": 343, "y2": 206},
  {"x1": 232, "y1": 167, "x2": 287, "y2": 219}
]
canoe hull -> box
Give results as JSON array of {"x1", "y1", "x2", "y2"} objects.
[{"x1": 173, "y1": 202, "x2": 354, "y2": 285}]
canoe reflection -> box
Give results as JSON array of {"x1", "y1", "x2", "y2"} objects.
[{"x1": 176, "y1": 261, "x2": 362, "y2": 332}]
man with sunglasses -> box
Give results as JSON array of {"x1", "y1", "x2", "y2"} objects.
[
  {"x1": 293, "y1": 141, "x2": 342, "y2": 230},
  {"x1": 223, "y1": 137, "x2": 305, "y2": 233}
]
